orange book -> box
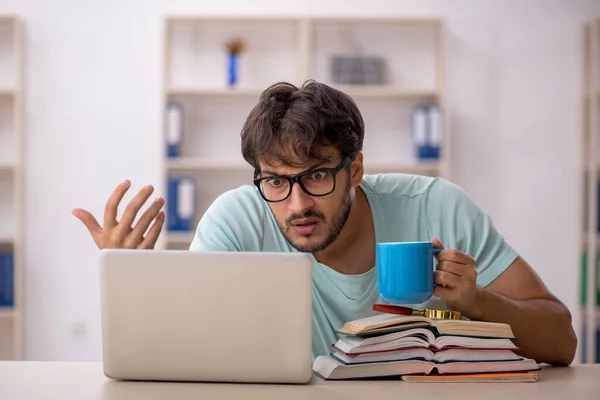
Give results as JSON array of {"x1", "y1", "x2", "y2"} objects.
[{"x1": 400, "y1": 371, "x2": 539, "y2": 383}]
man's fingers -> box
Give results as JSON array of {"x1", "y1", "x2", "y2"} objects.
[
  {"x1": 130, "y1": 197, "x2": 165, "y2": 240},
  {"x1": 436, "y1": 260, "x2": 476, "y2": 278},
  {"x1": 118, "y1": 184, "x2": 155, "y2": 231},
  {"x1": 104, "y1": 180, "x2": 131, "y2": 230},
  {"x1": 430, "y1": 239, "x2": 475, "y2": 264},
  {"x1": 72, "y1": 208, "x2": 102, "y2": 235},
  {"x1": 430, "y1": 238, "x2": 445, "y2": 250},
  {"x1": 434, "y1": 269, "x2": 463, "y2": 288},
  {"x1": 125, "y1": 197, "x2": 165, "y2": 247},
  {"x1": 72, "y1": 208, "x2": 103, "y2": 248},
  {"x1": 431, "y1": 238, "x2": 445, "y2": 262},
  {"x1": 432, "y1": 285, "x2": 453, "y2": 299},
  {"x1": 436, "y1": 248, "x2": 474, "y2": 265},
  {"x1": 139, "y1": 211, "x2": 165, "y2": 249}
]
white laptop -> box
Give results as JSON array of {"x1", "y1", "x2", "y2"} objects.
[{"x1": 98, "y1": 249, "x2": 314, "y2": 383}]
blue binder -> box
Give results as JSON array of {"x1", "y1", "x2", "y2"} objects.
[
  {"x1": 412, "y1": 104, "x2": 442, "y2": 160},
  {"x1": 0, "y1": 252, "x2": 14, "y2": 307},
  {"x1": 166, "y1": 102, "x2": 183, "y2": 158},
  {"x1": 167, "y1": 177, "x2": 196, "y2": 231}
]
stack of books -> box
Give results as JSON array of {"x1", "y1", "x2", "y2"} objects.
[{"x1": 312, "y1": 312, "x2": 540, "y2": 382}]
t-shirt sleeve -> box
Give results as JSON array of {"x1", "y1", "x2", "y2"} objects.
[
  {"x1": 188, "y1": 186, "x2": 265, "y2": 252},
  {"x1": 422, "y1": 178, "x2": 519, "y2": 287}
]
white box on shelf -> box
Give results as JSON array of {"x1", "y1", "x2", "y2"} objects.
[{"x1": 310, "y1": 18, "x2": 441, "y2": 93}]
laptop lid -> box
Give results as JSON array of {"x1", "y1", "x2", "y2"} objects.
[{"x1": 99, "y1": 249, "x2": 314, "y2": 383}]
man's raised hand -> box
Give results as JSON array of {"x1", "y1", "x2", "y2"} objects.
[{"x1": 72, "y1": 180, "x2": 165, "y2": 250}]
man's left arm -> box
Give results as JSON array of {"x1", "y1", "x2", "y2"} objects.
[
  {"x1": 432, "y1": 240, "x2": 577, "y2": 366},
  {"x1": 424, "y1": 178, "x2": 577, "y2": 366}
]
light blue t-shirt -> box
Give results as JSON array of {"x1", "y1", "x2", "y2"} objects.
[{"x1": 189, "y1": 174, "x2": 519, "y2": 360}]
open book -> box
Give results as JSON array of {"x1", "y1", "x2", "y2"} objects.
[
  {"x1": 335, "y1": 327, "x2": 518, "y2": 354},
  {"x1": 334, "y1": 348, "x2": 522, "y2": 365},
  {"x1": 338, "y1": 313, "x2": 515, "y2": 339},
  {"x1": 313, "y1": 355, "x2": 539, "y2": 380}
]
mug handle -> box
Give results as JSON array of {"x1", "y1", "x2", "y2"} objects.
[{"x1": 432, "y1": 248, "x2": 442, "y2": 287}]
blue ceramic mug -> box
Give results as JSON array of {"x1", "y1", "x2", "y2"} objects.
[{"x1": 376, "y1": 241, "x2": 441, "y2": 304}]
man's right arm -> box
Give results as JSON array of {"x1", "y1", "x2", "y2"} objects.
[{"x1": 73, "y1": 180, "x2": 265, "y2": 253}]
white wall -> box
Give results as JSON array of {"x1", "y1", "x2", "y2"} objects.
[{"x1": 1, "y1": 0, "x2": 597, "y2": 361}]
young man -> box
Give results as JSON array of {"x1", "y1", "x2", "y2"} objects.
[{"x1": 73, "y1": 80, "x2": 577, "y2": 365}]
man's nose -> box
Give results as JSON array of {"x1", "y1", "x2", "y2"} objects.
[{"x1": 287, "y1": 183, "x2": 314, "y2": 214}]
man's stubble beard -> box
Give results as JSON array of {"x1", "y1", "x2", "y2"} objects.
[{"x1": 277, "y1": 176, "x2": 353, "y2": 253}]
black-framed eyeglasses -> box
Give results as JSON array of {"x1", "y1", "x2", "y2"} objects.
[{"x1": 253, "y1": 156, "x2": 352, "y2": 203}]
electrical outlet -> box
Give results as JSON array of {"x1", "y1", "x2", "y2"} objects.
[{"x1": 71, "y1": 321, "x2": 87, "y2": 339}]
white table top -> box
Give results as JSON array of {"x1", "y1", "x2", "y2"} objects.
[{"x1": 1, "y1": 361, "x2": 599, "y2": 400}]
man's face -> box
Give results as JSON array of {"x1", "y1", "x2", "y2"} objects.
[{"x1": 257, "y1": 149, "x2": 355, "y2": 253}]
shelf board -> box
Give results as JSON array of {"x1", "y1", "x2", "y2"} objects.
[
  {"x1": 167, "y1": 87, "x2": 263, "y2": 97},
  {"x1": 580, "y1": 234, "x2": 600, "y2": 247},
  {"x1": 0, "y1": 163, "x2": 15, "y2": 172},
  {"x1": 167, "y1": 158, "x2": 252, "y2": 171},
  {"x1": 332, "y1": 86, "x2": 440, "y2": 99},
  {"x1": 165, "y1": 15, "x2": 443, "y2": 25},
  {"x1": 167, "y1": 158, "x2": 441, "y2": 175},
  {"x1": 167, "y1": 86, "x2": 439, "y2": 100},
  {"x1": 364, "y1": 161, "x2": 442, "y2": 174},
  {"x1": 166, "y1": 15, "x2": 301, "y2": 24},
  {"x1": 0, "y1": 308, "x2": 16, "y2": 319},
  {"x1": 580, "y1": 308, "x2": 600, "y2": 323},
  {"x1": 310, "y1": 16, "x2": 444, "y2": 25},
  {"x1": 164, "y1": 231, "x2": 195, "y2": 245},
  {"x1": 0, "y1": 236, "x2": 14, "y2": 245},
  {"x1": 584, "y1": 90, "x2": 600, "y2": 99}
]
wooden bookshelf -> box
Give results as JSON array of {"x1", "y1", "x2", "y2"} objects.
[
  {"x1": 580, "y1": 18, "x2": 600, "y2": 364},
  {"x1": 159, "y1": 16, "x2": 448, "y2": 249},
  {"x1": 0, "y1": 15, "x2": 24, "y2": 361}
]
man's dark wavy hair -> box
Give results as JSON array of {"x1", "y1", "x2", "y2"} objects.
[{"x1": 241, "y1": 80, "x2": 365, "y2": 174}]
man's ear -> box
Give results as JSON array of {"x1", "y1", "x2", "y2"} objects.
[{"x1": 350, "y1": 152, "x2": 364, "y2": 187}]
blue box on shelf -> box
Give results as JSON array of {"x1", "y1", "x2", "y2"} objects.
[{"x1": 0, "y1": 252, "x2": 14, "y2": 307}]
